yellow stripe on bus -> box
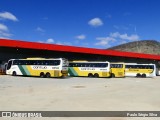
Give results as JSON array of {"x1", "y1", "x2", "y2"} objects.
[
  {"x1": 26, "y1": 66, "x2": 62, "y2": 77},
  {"x1": 72, "y1": 67, "x2": 110, "y2": 77},
  {"x1": 125, "y1": 69, "x2": 153, "y2": 73}
]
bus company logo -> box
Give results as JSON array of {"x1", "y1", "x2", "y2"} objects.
[
  {"x1": 2, "y1": 112, "x2": 11, "y2": 117},
  {"x1": 81, "y1": 68, "x2": 95, "y2": 71},
  {"x1": 32, "y1": 66, "x2": 47, "y2": 69},
  {"x1": 52, "y1": 67, "x2": 59, "y2": 70}
]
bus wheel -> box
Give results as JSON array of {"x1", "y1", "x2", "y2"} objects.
[
  {"x1": 88, "y1": 73, "x2": 93, "y2": 77},
  {"x1": 142, "y1": 74, "x2": 146, "y2": 78},
  {"x1": 12, "y1": 71, "x2": 17, "y2": 76},
  {"x1": 40, "y1": 72, "x2": 45, "y2": 78},
  {"x1": 94, "y1": 73, "x2": 99, "y2": 78},
  {"x1": 111, "y1": 73, "x2": 115, "y2": 78},
  {"x1": 46, "y1": 72, "x2": 51, "y2": 78},
  {"x1": 136, "y1": 73, "x2": 141, "y2": 77}
]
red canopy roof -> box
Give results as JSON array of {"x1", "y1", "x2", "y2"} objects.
[{"x1": 0, "y1": 39, "x2": 160, "y2": 60}]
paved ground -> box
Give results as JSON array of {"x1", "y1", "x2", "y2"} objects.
[{"x1": 0, "y1": 75, "x2": 160, "y2": 120}]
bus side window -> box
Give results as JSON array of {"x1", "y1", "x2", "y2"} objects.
[
  {"x1": 125, "y1": 65, "x2": 129, "y2": 68},
  {"x1": 150, "y1": 65, "x2": 154, "y2": 69},
  {"x1": 41, "y1": 61, "x2": 45, "y2": 65},
  {"x1": 101, "y1": 63, "x2": 106, "y2": 68},
  {"x1": 25, "y1": 61, "x2": 28, "y2": 65},
  {"x1": 26, "y1": 60, "x2": 31, "y2": 65},
  {"x1": 94, "y1": 63, "x2": 97, "y2": 67},
  {"x1": 17, "y1": 61, "x2": 20, "y2": 65},
  {"x1": 81, "y1": 63, "x2": 84, "y2": 67},
  {"x1": 54, "y1": 60, "x2": 60, "y2": 65},
  {"x1": 36, "y1": 60, "x2": 40, "y2": 65},
  {"x1": 120, "y1": 64, "x2": 123, "y2": 68},
  {"x1": 141, "y1": 66, "x2": 145, "y2": 69},
  {"x1": 30, "y1": 60, "x2": 34, "y2": 65},
  {"x1": 50, "y1": 60, "x2": 54, "y2": 65},
  {"x1": 84, "y1": 63, "x2": 87, "y2": 67},
  {"x1": 18, "y1": 60, "x2": 22, "y2": 65},
  {"x1": 72, "y1": 63, "x2": 75, "y2": 67},
  {"x1": 145, "y1": 66, "x2": 148, "y2": 69},
  {"x1": 89, "y1": 64, "x2": 92, "y2": 67},
  {"x1": 110, "y1": 64, "x2": 113, "y2": 68},
  {"x1": 69, "y1": 63, "x2": 72, "y2": 67},
  {"x1": 76, "y1": 63, "x2": 79, "y2": 67},
  {"x1": 13, "y1": 60, "x2": 18, "y2": 65},
  {"x1": 92, "y1": 63, "x2": 95, "y2": 67}
]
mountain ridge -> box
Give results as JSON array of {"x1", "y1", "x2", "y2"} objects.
[{"x1": 107, "y1": 40, "x2": 160, "y2": 55}]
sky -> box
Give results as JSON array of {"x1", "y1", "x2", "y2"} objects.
[{"x1": 0, "y1": 0, "x2": 160, "y2": 49}]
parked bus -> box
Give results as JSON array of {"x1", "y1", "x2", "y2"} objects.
[
  {"x1": 125, "y1": 63, "x2": 156, "y2": 77},
  {"x1": 68, "y1": 61, "x2": 110, "y2": 77},
  {"x1": 110, "y1": 63, "x2": 125, "y2": 78},
  {"x1": 6, "y1": 58, "x2": 68, "y2": 78}
]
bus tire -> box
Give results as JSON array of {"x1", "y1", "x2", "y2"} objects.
[
  {"x1": 12, "y1": 71, "x2": 17, "y2": 76},
  {"x1": 136, "y1": 73, "x2": 141, "y2": 77},
  {"x1": 111, "y1": 73, "x2": 115, "y2": 78},
  {"x1": 40, "y1": 72, "x2": 45, "y2": 78},
  {"x1": 94, "y1": 73, "x2": 99, "y2": 78},
  {"x1": 142, "y1": 73, "x2": 146, "y2": 78},
  {"x1": 46, "y1": 72, "x2": 51, "y2": 78},
  {"x1": 88, "y1": 73, "x2": 93, "y2": 77}
]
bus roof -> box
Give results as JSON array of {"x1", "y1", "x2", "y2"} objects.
[
  {"x1": 125, "y1": 63, "x2": 155, "y2": 65},
  {"x1": 26, "y1": 58, "x2": 46, "y2": 60},
  {"x1": 111, "y1": 62, "x2": 125, "y2": 64},
  {"x1": 69, "y1": 61, "x2": 109, "y2": 63},
  {"x1": 8, "y1": 58, "x2": 65, "y2": 61}
]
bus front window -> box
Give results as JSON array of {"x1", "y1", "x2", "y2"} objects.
[{"x1": 7, "y1": 61, "x2": 12, "y2": 70}]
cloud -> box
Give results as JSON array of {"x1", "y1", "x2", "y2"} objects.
[
  {"x1": 95, "y1": 32, "x2": 140, "y2": 46},
  {"x1": 94, "y1": 40, "x2": 108, "y2": 46},
  {"x1": 110, "y1": 32, "x2": 139, "y2": 41},
  {"x1": 0, "y1": 23, "x2": 12, "y2": 38},
  {"x1": 35, "y1": 27, "x2": 45, "y2": 34},
  {"x1": 0, "y1": 12, "x2": 18, "y2": 38},
  {"x1": 0, "y1": 12, "x2": 18, "y2": 21},
  {"x1": 38, "y1": 38, "x2": 72, "y2": 46},
  {"x1": 38, "y1": 38, "x2": 54, "y2": 43},
  {"x1": 46, "y1": 38, "x2": 54, "y2": 43},
  {"x1": 95, "y1": 37, "x2": 116, "y2": 46},
  {"x1": 0, "y1": 31, "x2": 12, "y2": 39},
  {"x1": 56, "y1": 41, "x2": 72, "y2": 46},
  {"x1": 0, "y1": 23, "x2": 8, "y2": 31},
  {"x1": 75, "y1": 34, "x2": 86, "y2": 40},
  {"x1": 88, "y1": 18, "x2": 103, "y2": 27},
  {"x1": 36, "y1": 27, "x2": 45, "y2": 32}
]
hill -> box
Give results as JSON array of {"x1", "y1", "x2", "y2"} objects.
[{"x1": 107, "y1": 40, "x2": 160, "y2": 55}]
